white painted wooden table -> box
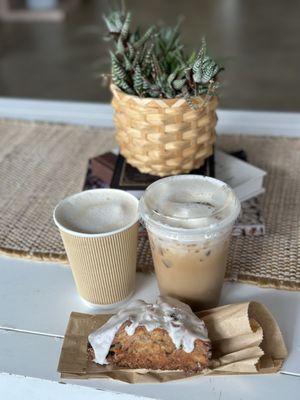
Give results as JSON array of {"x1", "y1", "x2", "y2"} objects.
[
  {"x1": 0, "y1": 255, "x2": 299, "y2": 400},
  {"x1": 0, "y1": 100, "x2": 299, "y2": 399}
]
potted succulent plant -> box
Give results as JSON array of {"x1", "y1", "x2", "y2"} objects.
[{"x1": 103, "y1": 7, "x2": 223, "y2": 176}]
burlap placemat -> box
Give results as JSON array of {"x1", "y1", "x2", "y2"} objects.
[
  {"x1": 218, "y1": 134, "x2": 299, "y2": 290},
  {"x1": 0, "y1": 119, "x2": 115, "y2": 261},
  {"x1": 0, "y1": 119, "x2": 299, "y2": 290}
]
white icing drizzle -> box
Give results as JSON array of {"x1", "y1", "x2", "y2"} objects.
[{"x1": 88, "y1": 296, "x2": 209, "y2": 365}]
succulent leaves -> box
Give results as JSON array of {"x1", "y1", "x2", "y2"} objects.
[
  {"x1": 120, "y1": 11, "x2": 131, "y2": 40},
  {"x1": 103, "y1": 8, "x2": 223, "y2": 104},
  {"x1": 133, "y1": 64, "x2": 143, "y2": 95}
]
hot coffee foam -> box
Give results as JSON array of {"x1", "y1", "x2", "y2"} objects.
[{"x1": 55, "y1": 190, "x2": 138, "y2": 235}]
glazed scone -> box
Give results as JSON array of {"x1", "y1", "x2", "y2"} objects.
[{"x1": 88, "y1": 297, "x2": 211, "y2": 372}]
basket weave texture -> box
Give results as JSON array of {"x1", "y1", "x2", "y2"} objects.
[{"x1": 111, "y1": 84, "x2": 218, "y2": 176}]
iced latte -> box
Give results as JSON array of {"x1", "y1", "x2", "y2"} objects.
[{"x1": 139, "y1": 175, "x2": 240, "y2": 310}]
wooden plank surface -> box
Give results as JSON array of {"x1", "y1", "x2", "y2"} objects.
[
  {"x1": 0, "y1": 255, "x2": 299, "y2": 376},
  {"x1": 0, "y1": 373, "x2": 151, "y2": 400},
  {"x1": 0, "y1": 329, "x2": 299, "y2": 400},
  {"x1": 0, "y1": 255, "x2": 158, "y2": 336}
]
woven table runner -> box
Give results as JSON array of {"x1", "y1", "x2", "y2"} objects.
[
  {"x1": 218, "y1": 134, "x2": 299, "y2": 290},
  {"x1": 0, "y1": 119, "x2": 115, "y2": 261},
  {"x1": 0, "y1": 119, "x2": 299, "y2": 290}
]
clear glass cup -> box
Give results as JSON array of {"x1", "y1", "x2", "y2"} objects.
[{"x1": 139, "y1": 175, "x2": 241, "y2": 310}]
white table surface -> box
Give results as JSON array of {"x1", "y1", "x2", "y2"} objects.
[{"x1": 0, "y1": 254, "x2": 299, "y2": 400}]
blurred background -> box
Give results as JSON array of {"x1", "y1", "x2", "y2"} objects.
[{"x1": 0, "y1": 0, "x2": 299, "y2": 111}]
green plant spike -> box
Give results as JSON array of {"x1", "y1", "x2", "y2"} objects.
[
  {"x1": 196, "y1": 37, "x2": 206, "y2": 60},
  {"x1": 133, "y1": 25, "x2": 156, "y2": 50},
  {"x1": 118, "y1": 80, "x2": 134, "y2": 94},
  {"x1": 193, "y1": 68, "x2": 203, "y2": 83},
  {"x1": 201, "y1": 64, "x2": 215, "y2": 84},
  {"x1": 167, "y1": 71, "x2": 177, "y2": 87},
  {"x1": 192, "y1": 56, "x2": 203, "y2": 75},
  {"x1": 187, "y1": 50, "x2": 196, "y2": 67},
  {"x1": 143, "y1": 43, "x2": 154, "y2": 66},
  {"x1": 193, "y1": 37, "x2": 206, "y2": 72},
  {"x1": 133, "y1": 64, "x2": 144, "y2": 95},
  {"x1": 116, "y1": 36, "x2": 125, "y2": 54},
  {"x1": 172, "y1": 79, "x2": 186, "y2": 90},
  {"x1": 212, "y1": 64, "x2": 220, "y2": 76},
  {"x1": 139, "y1": 44, "x2": 148, "y2": 66},
  {"x1": 132, "y1": 50, "x2": 141, "y2": 69},
  {"x1": 120, "y1": 12, "x2": 131, "y2": 40},
  {"x1": 127, "y1": 42, "x2": 135, "y2": 60},
  {"x1": 142, "y1": 77, "x2": 151, "y2": 92},
  {"x1": 110, "y1": 52, "x2": 127, "y2": 83},
  {"x1": 103, "y1": 10, "x2": 124, "y2": 34},
  {"x1": 102, "y1": 14, "x2": 117, "y2": 33},
  {"x1": 202, "y1": 55, "x2": 211, "y2": 68},
  {"x1": 123, "y1": 53, "x2": 132, "y2": 71}
]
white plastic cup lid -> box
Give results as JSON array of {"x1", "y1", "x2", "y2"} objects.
[{"x1": 139, "y1": 175, "x2": 241, "y2": 239}]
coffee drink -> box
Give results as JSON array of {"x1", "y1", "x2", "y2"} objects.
[
  {"x1": 54, "y1": 189, "x2": 139, "y2": 307},
  {"x1": 55, "y1": 189, "x2": 138, "y2": 235},
  {"x1": 139, "y1": 175, "x2": 240, "y2": 310}
]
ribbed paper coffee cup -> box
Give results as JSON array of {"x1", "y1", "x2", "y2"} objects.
[{"x1": 54, "y1": 189, "x2": 139, "y2": 306}]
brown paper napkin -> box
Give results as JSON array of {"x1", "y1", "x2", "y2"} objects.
[{"x1": 58, "y1": 302, "x2": 287, "y2": 383}]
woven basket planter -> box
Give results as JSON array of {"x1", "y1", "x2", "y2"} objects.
[{"x1": 111, "y1": 84, "x2": 218, "y2": 176}]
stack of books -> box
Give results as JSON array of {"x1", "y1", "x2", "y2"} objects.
[
  {"x1": 215, "y1": 150, "x2": 266, "y2": 202},
  {"x1": 84, "y1": 149, "x2": 266, "y2": 236}
]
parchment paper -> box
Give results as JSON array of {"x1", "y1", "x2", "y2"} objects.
[{"x1": 58, "y1": 302, "x2": 287, "y2": 383}]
